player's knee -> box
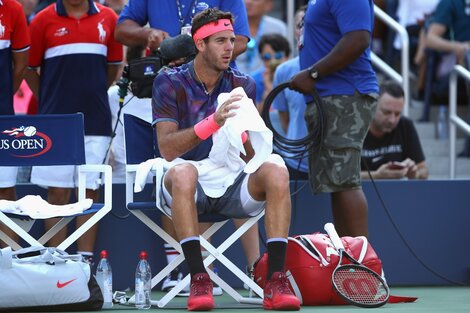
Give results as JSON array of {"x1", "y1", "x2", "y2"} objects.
[
  {"x1": 262, "y1": 162, "x2": 289, "y2": 189},
  {"x1": 167, "y1": 164, "x2": 198, "y2": 193}
]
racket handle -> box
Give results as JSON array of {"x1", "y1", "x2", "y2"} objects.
[{"x1": 324, "y1": 223, "x2": 345, "y2": 250}]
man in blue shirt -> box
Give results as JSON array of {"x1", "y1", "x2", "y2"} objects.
[
  {"x1": 290, "y1": 0, "x2": 378, "y2": 238},
  {"x1": 115, "y1": 0, "x2": 250, "y2": 60}
]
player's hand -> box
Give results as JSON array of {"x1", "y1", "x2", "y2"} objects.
[
  {"x1": 147, "y1": 29, "x2": 169, "y2": 52},
  {"x1": 214, "y1": 94, "x2": 243, "y2": 126},
  {"x1": 289, "y1": 69, "x2": 315, "y2": 95}
]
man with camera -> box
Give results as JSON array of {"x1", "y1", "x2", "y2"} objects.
[
  {"x1": 114, "y1": 0, "x2": 250, "y2": 61},
  {"x1": 152, "y1": 8, "x2": 300, "y2": 311}
]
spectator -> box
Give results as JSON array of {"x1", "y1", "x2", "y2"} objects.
[
  {"x1": 251, "y1": 33, "x2": 291, "y2": 111},
  {"x1": 425, "y1": 0, "x2": 470, "y2": 156},
  {"x1": 290, "y1": 0, "x2": 378, "y2": 238},
  {"x1": 0, "y1": 0, "x2": 30, "y2": 247},
  {"x1": 271, "y1": 5, "x2": 308, "y2": 180},
  {"x1": 361, "y1": 81, "x2": 429, "y2": 180},
  {"x1": 114, "y1": 0, "x2": 250, "y2": 61},
  {"x1": 152, "y1": 8, "x2": 300, "y2": 311},
  {"x1": 113, "y1": 0, "x2": 261, "y2": 291},
  {"x1": 236, "y1": 0, "x2": 287, "y2": 74},
  {"x1": 391, "y1": 0, "x2": 439, "y2": 99},
  {"x1": 25, "y1": 0, "x2": 122, "y2": 264}
]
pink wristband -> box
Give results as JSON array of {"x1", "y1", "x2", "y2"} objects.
[
  {"x1": 194, "y1": 113, "x2": 221, "y2": 140},
  {"x1": 241, "y1": 131, "x2": 248, "y2": 144}
]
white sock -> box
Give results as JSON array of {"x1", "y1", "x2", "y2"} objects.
[{"x1": 164, "y1": 244, "x2": 179, "y2": 266}]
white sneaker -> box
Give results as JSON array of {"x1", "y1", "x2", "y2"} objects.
[{"x1": 161, "y1": 268, "x2": 183, "y2": 291}]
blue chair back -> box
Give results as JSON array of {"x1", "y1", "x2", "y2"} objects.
[
  {"x1": 0, "y1": 114, "x2": 85, "y2": 166},
  {"x1": 124, "y1": 114, "x2": 157, "y2": 164}
]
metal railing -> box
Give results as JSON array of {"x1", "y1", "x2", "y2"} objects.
[
  {"x1": 372, "y1": 4, "x2": 410, "y2": 116},
  {"x1": 449, "y1": 65, "x2": 470, "y2": 178}
]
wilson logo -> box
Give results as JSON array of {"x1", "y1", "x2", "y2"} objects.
[
  {"x1": 56, "y1": 278, "x2": 77, "y2": 289},
  {"x1": 1, "y1": 125, "x2": 52, "y2": 158}
]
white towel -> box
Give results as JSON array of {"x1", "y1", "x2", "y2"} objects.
[
  {"x1": 0, "y1": 195, "x2": 92, "y2": 219},
  {"x1": 211, "y1": 87, "x2": 273, "y2": 173},
  {"x1": 134, "y1": 87, "x2": 279, "y2": 210}
]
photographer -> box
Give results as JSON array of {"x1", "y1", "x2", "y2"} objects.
[
  {"x1": 114, "y1": 0, "x2": 250, "y2": 63},
  {"x1": 107, "y1": 45, "x2": 152, "y2": 183}
]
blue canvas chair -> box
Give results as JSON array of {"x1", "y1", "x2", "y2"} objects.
[
  {"x1": 0, "y1": 114, "x2": 112, "y2": 251},
  {"x1": 123, "y1": 114, "x2": 264, "y2": 307}
]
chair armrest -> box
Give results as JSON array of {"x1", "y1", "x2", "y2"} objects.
[{"x1": 77, "y1": 164, "x2": 112, "y2": 206}]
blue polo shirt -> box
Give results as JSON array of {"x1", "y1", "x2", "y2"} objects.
[
  {"x1": 299, "y1": 0, "x2": 378, "y2": 97},
  {"x1": 152, "y1": 61, "x2": 256, "y2": 161},
  {"x1": 28, "y1": 0, "x2": 122, "y2": 136},
  {"x1": 118, "y1": 0, "x2": 249, "y2": 39},
  {"x1": 0, "y1": 0, "x2": 30, "y2": 115}
]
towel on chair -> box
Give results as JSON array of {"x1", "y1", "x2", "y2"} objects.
[
  {"x1": 134, "y1": 87, "x2": 284, "y2": 212},
  {"x1": 0, "y1": 195, "x2": 92, "y2": 219}
]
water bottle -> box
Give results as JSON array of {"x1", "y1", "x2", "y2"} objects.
[
  {"x1": 96, "y1": 250, "x2": 113, "y2": 309},
  {"x1": 135, "y1": 251, "x2": 152, "y2": 309},
  {"x1": 436, "y1": 105, "x2": 449, "y2": 140}
]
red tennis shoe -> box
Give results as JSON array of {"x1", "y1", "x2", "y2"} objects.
[
  {"x1": 187, "y1": 273, "x2": 215, "y2": 311},
  {"x1": 263, "y1": 272, "x2": 301, "y2": 310}
]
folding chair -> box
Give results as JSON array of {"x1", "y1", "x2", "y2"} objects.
[
  {"x1": 0, "y1": 114, "x2": 112, "y2": 251},
  {"x1": 123, "y1": 114, "x2": 264, "y2": 307}
]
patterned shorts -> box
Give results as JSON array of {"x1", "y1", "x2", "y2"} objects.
[{"x1": 305, "y1": 92, "x2": 377, "y2": 193}]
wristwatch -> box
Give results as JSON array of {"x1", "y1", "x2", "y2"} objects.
[{"x1": 308, "y1": 66, "x2": 320, "y2": 80}]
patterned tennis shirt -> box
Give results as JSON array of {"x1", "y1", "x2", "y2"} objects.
[{"x1": 152, "y1": 60, "x2": 256, "y2": 160}]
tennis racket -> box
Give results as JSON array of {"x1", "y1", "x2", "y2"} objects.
[{"x1": 324, "y1": 223, "x2": 390, "y2": 308}]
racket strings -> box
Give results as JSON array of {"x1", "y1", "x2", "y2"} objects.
[{"x1": 333, "y1": 266, "x2": 388, "y2": 305}]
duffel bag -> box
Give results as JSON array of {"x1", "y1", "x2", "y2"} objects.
[
  {"x1": 0, "y1": 246, "x2": 103, "y2": 311},
  {"x1": 253, "y1": 232, "x2": 383, "y2": 306}
]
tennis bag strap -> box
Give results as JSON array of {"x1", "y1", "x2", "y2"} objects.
[
  {"x1": 253, "y1": 232, "x2": 417, "y2": 306},
  {"x1": 0, "y1": 246, "x2": 103, "y2": 312}
]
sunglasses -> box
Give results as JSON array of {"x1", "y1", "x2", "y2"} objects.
[{"x1": 261, "y1": 52, "x2": 285, "y2": 61}]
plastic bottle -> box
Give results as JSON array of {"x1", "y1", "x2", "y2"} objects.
[
  {"x1": 96, "y1": 250, "x2": 113, "y2": 309},
  {"x1": 436, "y1": 105, "x2": 449, "y2": 140},
  {"x1": 135, "y1": 251, "x2": 152, "y2": 309}
]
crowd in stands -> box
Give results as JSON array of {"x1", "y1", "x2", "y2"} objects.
[{"x1": 1, "y1": 0, "x2": 469, "y2": 310}]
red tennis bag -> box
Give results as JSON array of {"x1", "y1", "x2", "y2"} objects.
[{"x1": 253, "y1": 232, "x2": 384, "y2": 306}]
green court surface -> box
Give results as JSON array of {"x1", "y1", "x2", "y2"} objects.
[{"x1": 26, "y1": 286, "x2": 468, "y2": 313}]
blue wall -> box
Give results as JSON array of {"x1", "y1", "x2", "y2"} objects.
[{"x1": 17, "y1": 180, "x2": 470, "y2": 290}]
